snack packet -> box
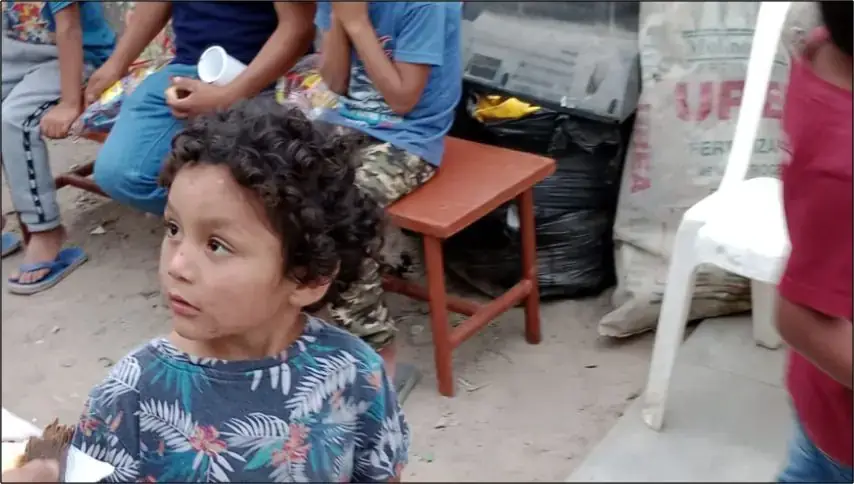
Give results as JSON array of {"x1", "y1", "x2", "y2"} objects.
[
  {"x1": 275, "y1": 54, "x2": 338, "y2": 119},
  {"x1": 1, "y1": 407, "x2": 114, "y2": 482},
  {"x1": 71, "y1": 59, "x2": 168, "y2": 137}
]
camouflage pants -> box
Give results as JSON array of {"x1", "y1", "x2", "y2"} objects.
[{"x1": 328, "y1": 131, "x2": 436, "y2": 350}]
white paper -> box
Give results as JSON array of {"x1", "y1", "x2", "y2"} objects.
[
  {"x1": 1, "y1": 407, "x2": 114, "y2": 482},
  {"x1": 1, "y1": 408, "x2": 42, "y2": 441}
]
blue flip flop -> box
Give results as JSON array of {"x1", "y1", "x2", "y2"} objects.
[
  {"x1": 7, "y1": 246, "x2": 88, "y2": 295},
  {"x1": 1, "y1": 232, "x2": 22, "y2": 258}
]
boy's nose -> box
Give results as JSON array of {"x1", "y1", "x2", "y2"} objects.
[{"x1": 167, "y1": 248, "x2": 195, "y2": 282}]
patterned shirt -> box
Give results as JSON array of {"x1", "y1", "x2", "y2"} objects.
[
  {"x1": 314, "y1": 2, "x2": 462, "y2": 167},
  {"x1": 71, "y1": 317, "x2": 410, "y2": 482},
  {"x1": 2, "y1": 1, "x2": 115, "y2": 66}
]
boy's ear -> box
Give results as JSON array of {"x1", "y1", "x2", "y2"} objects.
[
  {"x1": 288, "y1": 263, "x2": 339, "y2": 310},
  {"x1": 288, "y1": 276, "x2": 333, "y2": 310}
]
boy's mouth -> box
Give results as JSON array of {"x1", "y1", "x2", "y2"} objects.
[{"x1": 167, "y1": 292, "x2": 200, "y2": 317}]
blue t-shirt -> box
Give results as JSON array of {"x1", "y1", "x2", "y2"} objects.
[
  {"x1": 315, "y1": 2, "x2": 462, "y2": 167},
  {"x1": 71, "y1": 317, "x2": 410, "y2": 483},
  {"x1": 171, "y1": 2, "x2": 279, "y2": 67},
  {"x1": 2, "y1": 1, "x2": 115, "y2": 67}
]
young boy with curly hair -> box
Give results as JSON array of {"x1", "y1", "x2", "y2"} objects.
[
  {"x1": 775, "y1": 2, "x2": 852, "y2": 482},
  {"x1": 70, "y1": 99, "x2": 410, "y2": 483},
  {"x1": 2, "y1": 1, "x2": 115, "y2": 294},
  {"x1": 315, "y1": 1, "x2": 462, "y2": 395}
]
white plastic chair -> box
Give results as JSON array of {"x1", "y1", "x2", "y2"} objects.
[{"x1": 641, "y1": 1, "x2": 792, "y2": 432}]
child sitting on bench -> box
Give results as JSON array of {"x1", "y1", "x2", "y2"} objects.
[
  {"x1": 315, "y1": 0, "x2": 462, "y2": 396},
  {"x1": 1, "y1": 1, "x2": 115, "y2": 294}
]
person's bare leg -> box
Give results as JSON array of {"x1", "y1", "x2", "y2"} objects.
[
  {"x1": 379, "y1": 340, "x2": 421, "y2": 403},
  {"x1": 378, "y1": 341, "x2": 398, "y2": 381}
]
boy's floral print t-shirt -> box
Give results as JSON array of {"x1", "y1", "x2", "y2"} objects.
[
  {"x1": 3, "y1": 1, "x2": 54, "y2": 44},
  {"x1": 71, "y1": 317, "x2": 410, "y2": 482}
]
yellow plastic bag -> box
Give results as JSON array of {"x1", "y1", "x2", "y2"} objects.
[{"x1": 472, "y1": 95, "x2": 541, "y2": 122}]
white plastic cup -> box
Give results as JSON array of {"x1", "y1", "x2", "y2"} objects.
[{"x1": 197, "y1": 46, "x2": 247, "y2": 86}]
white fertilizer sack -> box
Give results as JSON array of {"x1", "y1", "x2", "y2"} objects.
[{"x1": 599, "y1": 2, "x2": 820, "y2": 338}]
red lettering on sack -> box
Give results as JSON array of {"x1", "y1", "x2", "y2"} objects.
[
  {"x1": 674, "y1": 81, "x2": 786, "y2": 121},
  {"x1": 630, "y1": 104, "x2": 652, "y2": 193}
]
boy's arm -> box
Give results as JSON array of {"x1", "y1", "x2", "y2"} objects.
[
  {"x1": 222, "y1": 2, "x2": 316, "y2": 103},
  {"x1": 84, "y1": 2, "x2": 171, "y2": 104},
  {"x1": 104, "y1": 2, "x2": 172, "y2": 73},
  {"x1": 777, "y1": 298, "x2": 853, "y2": 388},
  {"x1": 318, "y1": 11, "x2": 353, "y2": 95},
  {"x1": 50, "y1": 2, "x2": 85, "y2": 109},
  {"x1": 1, "y1": 460, "x2": 60, "y2": 482},
  {"x1": 335, "y1": 2, "x2": 444, "y2": 115}
]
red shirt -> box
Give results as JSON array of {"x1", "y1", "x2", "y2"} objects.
[{"x1": 779, "y1": 29, "x2": 853, "y2": 467}]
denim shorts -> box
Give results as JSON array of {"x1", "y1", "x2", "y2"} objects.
[{"x1": 777, "y1": 420, "x2": 853, "y2": 483}]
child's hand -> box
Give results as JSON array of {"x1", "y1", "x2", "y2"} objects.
[
  {"x1": 2, "y1": 459, "x2": 60, "y2": 482},
  {"x1": 40, "y1": 102, "x2": 82, "y2": 139},
  {"x1": 165, "y1": 77, "x2": 234, "y2": 120},
  {"x1": 332, "y1": 1, "x2": 369, "y2": 29},
  {"x1": 85, "y1": 60, "x2": 124, "y2": 106}
]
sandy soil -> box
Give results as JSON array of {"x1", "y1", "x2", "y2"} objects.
[{"x1": 1, "y1": 138, "x2": 654, "y2": 481}]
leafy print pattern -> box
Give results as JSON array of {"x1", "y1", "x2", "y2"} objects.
[
  {"x1": 97, "y1": 355, "x2": 141, "y2": 406},
  {"x1": 2, "y1": 2, "x2": 54, "y2": 44},
  {"x1": 250, "y1": 362, "x2": 291, "y2": 394},
  {"x1": 71, "y1": 318, "x2": 410, "y2": 482},
  {"x1": 286, "y1": 353, "x2": 358, "y2": 420},
  {"x1": 75, "y1": 440, "x2": 139, "y2": 482}
]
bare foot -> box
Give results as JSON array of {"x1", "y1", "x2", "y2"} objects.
[{"x1": 9, "y1": 226, "x2": 67, "y2": 284}]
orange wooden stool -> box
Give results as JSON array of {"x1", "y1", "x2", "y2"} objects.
[
  {"x1": 383, "y1": 137, "x2": 555, "y2": 396},
  {"x1": 45, "y1": 135, "x2": 555, "y2": 397}
]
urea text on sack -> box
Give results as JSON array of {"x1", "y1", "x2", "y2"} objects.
[{"x1": 628, "y1": 80, "x2": 785, "y2": 193}]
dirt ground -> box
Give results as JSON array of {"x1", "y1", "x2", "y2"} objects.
[{"x1": 1, "y1": 138, "x2": 655, "y2": 482}]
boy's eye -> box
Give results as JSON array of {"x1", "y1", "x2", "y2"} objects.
[
  {"x1": 207, "y1": 238, "x2": 231, "y2": 255},
  {"x1": 164, "y1": 220, "x2": 180, "y2": 237}
]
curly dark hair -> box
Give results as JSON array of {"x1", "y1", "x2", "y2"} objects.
[
  {"x1": 819, "y1": 1, "x2": 852, "y2": 57},
  {"x1": 159, "y1": 98, "x2": 384, "y2": 306}
]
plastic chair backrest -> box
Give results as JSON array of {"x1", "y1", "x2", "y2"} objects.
[{"x1": 718, "y1": 2, "x2": 792, "y2": 192}]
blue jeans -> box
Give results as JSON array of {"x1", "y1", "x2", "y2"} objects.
[
  {"x1": 778, "y1": 420, "x2": 853, "y2": 483},
  {"x1": 93, "y1": 63, "x2": 197, "y2": 215}
]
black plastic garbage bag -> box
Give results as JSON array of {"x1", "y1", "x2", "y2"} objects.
[
  {"x1": 450, "y1": 91, "x2": 558, "y2": 156},
  {"x1": 531, "y1": 116, "x2": 624, "y2": 220},
  {"x1": 446, "y1": 208, "x2": 614, "y2": 299},
  {"x1": 445, "y1": 87, "x2": 629, "y2": 299}
]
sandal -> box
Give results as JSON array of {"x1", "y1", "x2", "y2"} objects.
[
  {"x1": 1, "y1": 232, "x2": 22, "y2": 258},
  {"x1": 7, "y1": 247, "x2": 88, "y2": 295}
]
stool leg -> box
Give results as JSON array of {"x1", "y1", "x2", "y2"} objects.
[
  {"x1": 423, "y1": 235, "x2": 454, "y2": 397},
  {"x1": 517, "y1": 189, "x2": 542, "y2": 344}
]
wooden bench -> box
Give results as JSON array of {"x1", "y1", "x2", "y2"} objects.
[{"x1": 46, "y1": 135, "x2": 555, "y2": 397}]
